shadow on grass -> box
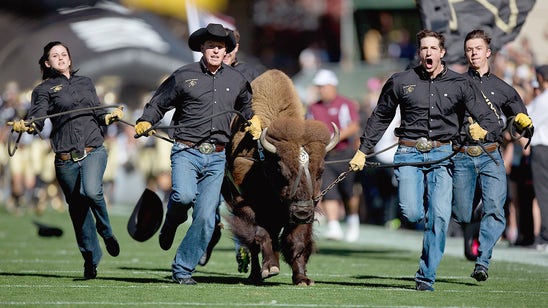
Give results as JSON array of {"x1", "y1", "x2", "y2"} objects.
[{"x1": 316, "y1": 246, "x2": 415, "y2": 262}]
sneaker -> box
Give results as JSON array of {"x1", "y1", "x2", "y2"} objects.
[
  {"x1": 84, "y1": 264, "x2": 97, "y2": 280},
  {"x1": 236, "y1": 246, "x2": 250, "y2": 273},
  {"x1": 415, "y1": 281, "x2": 434, "y2": 291},
  {"x1": 471, "y1": 264, "x2": 489, "y2": 281},
  {"x1": 159, "y1": 224, "x2": 176, "y2": 251},
  {"x1": 172, "y1": 275, "x2": 197, "y2": 285},
  {"x1": 104, "y1": 236, "x2": 120, "y2": 257},
  {"x1": 345, "y1": 222, "x2": 360, "y2": 242},
  {"x1": 324, "y1": 221, "x2": 343, "y2": 240}
]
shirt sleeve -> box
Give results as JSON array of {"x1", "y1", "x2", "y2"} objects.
[
  {"x1": 359, "y1": 76, "x2": 399, "y2": 153},
  {"x1": 137, "y1": 75, "x2": 178, "y2": 124},
  {"x1": 465, "y1": 81, "x2": 502, "y2": 142},
  {"x1": 234, "y1": 80, "x2": 254, "y2": 120},
  {"x1": 28, "y1": 85, "x2": 50, "y2": 132}
]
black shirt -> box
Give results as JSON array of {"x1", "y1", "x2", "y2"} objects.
[
  {"x1": 457, "y1": 68, "x2": 529, "y2": 144},
  {"x1": 138, "y1": 58, "x2": 254, "y2": 144},
  {"x1": 232, "y1": 60, "x2": 260, "y2": 83},
  {"x1": 28, "y1": 73, "x2": 108, "y2": 154},
  {"x1": 359, "y1": 64, "x2": 501, "y2": 153}
]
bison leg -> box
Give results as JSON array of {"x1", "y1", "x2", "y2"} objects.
[
  {"x1": 281, "y1": 223, "x2": 315, "y2": 286},
  {"x1": 229, "y1": 205, "x2": 278, "y2": 284},
  {"x1": 255, "y1": 226, "x2": 280, "y2": 280}
]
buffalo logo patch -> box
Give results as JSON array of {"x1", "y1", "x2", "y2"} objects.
[
  {"x1": 50, "y1": 84, "x2": 63, "y2": 92},
  {"x1": 402, "y1": 84, "x2": 416, "y2": 94},
  {"x1": 185, "y1": 79, "x2": 198, "y2": 87}
]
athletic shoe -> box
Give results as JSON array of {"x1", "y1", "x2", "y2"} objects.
[
  {"x1": 104, "y1": 236, "x2": 120, "y2": 257},
  {"x1": 415, "y1": 281, "x2": 434, "y2": 291},
  {"x1": 84, "y1": 264, "x2": 97, "y2": 280},
  {"x1": 172, "y1": 275, "x2": 197, "y2": 285},
  {"x1": 236, "y1": 246, "x2": 250, "y2": 273},
  {"x1": 324, "y1": 220, "x2": 343, "y2": 240},
  {"x1": 471, "y1": 264, "x2": 489, "y2": 281},
  {"x1": 159, "y1": 224, "x2": 176, "y2": 251}
]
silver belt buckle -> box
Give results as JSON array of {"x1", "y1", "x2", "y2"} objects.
[
  {"x1": 415, "y1": 137, "x2": 432, "y2": 152},
  {"x1": 70, "y1": 149, "x2": 88, "y2": 162},
  {"x1": 198, "y1": 142, "x2": 215, "y2": 154},
  {"x1": 466, "y1": 146, "x2": 482, "y2": 157}
]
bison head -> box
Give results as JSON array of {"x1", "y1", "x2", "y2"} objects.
[{"x1": 259, "y1": 117, "x2": 339, "y2": 223}]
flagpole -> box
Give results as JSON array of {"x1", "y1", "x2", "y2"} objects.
[{"x1": 185, "y1": 0, "x2": 202, "y2": 62}]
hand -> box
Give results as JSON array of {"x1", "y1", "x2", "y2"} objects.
[
  {"x1": 245, "y1": 115, "x2": 262, "y2": 140},
  {"x1": 514, "y1": 113, "x2": 533, "y2": 132},
  {"x1": 135, "y1": 121, "x2": 155, "y2": 137},
  {"x1": 12, "y1": 120, "x2": 34, "y2": 133},
  {"x1": 468, "y1": 117, "x2": 488, "y2": 141},
  {"x1": 105, "y1": 107, "x2": 124, "y2": 125},
  {"x1": 349, "y1": 150, "x2": 366, "y2": 171}
]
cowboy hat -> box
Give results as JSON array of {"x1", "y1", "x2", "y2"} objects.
[
  {"x1": 127, "y1": 188, "x2": 164, "y2": 242},
  {"x1": 188, "y1": 23, "x2": 236, "y2": 53}
]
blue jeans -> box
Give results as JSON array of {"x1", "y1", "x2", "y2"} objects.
[
  {"x1": 452, "y1": 145, "x2": 506, "y2": 268},
  {"x1": 393, "y1": 143, "x2": 453, "y2": 286},
  {"x1": 168, "y1": 142, "x2": 225, "y2": 279},
  {"x1": 55, "y1": 146, "x2": 113, "y2": 266}
]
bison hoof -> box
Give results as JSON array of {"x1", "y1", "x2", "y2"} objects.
[
  {"x1": 261, "y1": 266, "x2": 280, "y2": 279},
  {"x1": 296, "y1": 279, "x2": 315, "y2": 286}
]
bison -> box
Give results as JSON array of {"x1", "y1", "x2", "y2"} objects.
[{"x1": 222, "y1": 69, "x2": 339, "y2": 285}]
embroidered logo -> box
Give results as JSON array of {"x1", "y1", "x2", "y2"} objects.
[
  {"x1": 402, "y1": 84, "x2": 416, "y2": 94},
  {"x1": 185, "y1": 79, "x2": 198, "y2": 87},
  {"x1": 50, "y1": 84, "x2": 63, "y2": 92}
]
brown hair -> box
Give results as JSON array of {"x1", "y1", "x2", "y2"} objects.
[
  {"x1": 225, "y1": 28, "x2": 240, "y2": 44},
  {"x1": 464, "y1": 29, "x2": 491, "y2": 50},
  {"x1": 38, "y1": 41, "x2": 73, "y2": 80},
  {"x1": 416, "y1": 30, "x2": 445, "y2": 50}
]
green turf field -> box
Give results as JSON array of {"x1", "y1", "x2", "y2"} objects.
[{"x1": 1, "y1": 205, "x2": 546, "y2": 307}]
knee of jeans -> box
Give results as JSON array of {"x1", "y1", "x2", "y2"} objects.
[
  {"x1": 400, "y1": 204, "x2": 423, "y2": 222},
  {"x1": 170, "y1": 190, "x2": 194, "y2": 205}
]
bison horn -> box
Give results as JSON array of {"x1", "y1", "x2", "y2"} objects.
[
  {"x1": 260, "y1": 127, "x2": 277, "y2": 153},
  {"x1": 325, "y1": 122, "x2": 340, "y2": 152}
]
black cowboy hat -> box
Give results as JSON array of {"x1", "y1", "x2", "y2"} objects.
[
  {"x1": 127, "y1": 188, "x2": 164, "y2": 242},
  {"x1": 188, "y1": 23, "x2": 236, "y2": 53}
]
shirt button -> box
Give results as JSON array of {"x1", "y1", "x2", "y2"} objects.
[{"x1": 214, "y1": 101, "x2": 217, "y2": 104}]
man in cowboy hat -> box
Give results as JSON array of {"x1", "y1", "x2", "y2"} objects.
[{"x1": 134, "y1": 23, "x2": 262, "y2": 285}]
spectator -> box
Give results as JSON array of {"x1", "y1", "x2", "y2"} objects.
[
  {"x1": 527, "y1": 64, "x2": 548, "y2": 252},
  {"x1": 308, "y1": 69, "x2": 361, "y2": 242}
]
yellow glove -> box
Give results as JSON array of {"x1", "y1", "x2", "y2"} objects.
[
  {"x1": 468, "y1": 117, "x2": 488, "y2": 141},
  {"x1": 349, "y1": 150, "x2": 366, "y2": 171},
  {"x1": 514, "y1": 113, "x2": 532, "y2": 132},
  {"x1": 12, "y1": 120, "x2": 35, "y2": 134},
  {"x1": 135, "y1": 121, "x2": 155, "y2": 137},
  {"x1": 245, "y1": 115, "x2": 262, "y2": 140},
  {"x1": 105, "y1": 107, "x2": 124, "y2": 125}
]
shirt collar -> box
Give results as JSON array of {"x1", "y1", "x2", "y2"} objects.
[{"x1": 467, "y1": 68, "x2": 491, "y2": 80}]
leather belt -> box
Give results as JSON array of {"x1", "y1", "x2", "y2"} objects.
[
  {"x1": 56, "y1": 147, "x2": 95, "y2": 161},
  {"x1": 399, "y1": 138, "x2": 450, "y2": 152},
  {"x1": 176, "y1": 139, "x2": 225, "y2": 154},
  {"x1": 455, "y1": 143, "x2": 499, "y2": 157}
]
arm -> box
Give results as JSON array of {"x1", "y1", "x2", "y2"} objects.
[
  {"x1": 465, "y1": 81, "x2": 502, "y2": 142},
  {"x1": 359, "y1": 77, "x2": 399, "y2": 153}
]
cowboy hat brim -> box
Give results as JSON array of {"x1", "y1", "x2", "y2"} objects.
[
  {"x1": 188, "y1": 23, "x2": 236, "y2": 53},
  {"x1": 127, "y1": 188, "x2": 164, "y2": 242}
]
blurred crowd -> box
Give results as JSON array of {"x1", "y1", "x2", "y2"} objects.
[{"x1": 0, "y1": 30, "x2": 544, "y2": 248}]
